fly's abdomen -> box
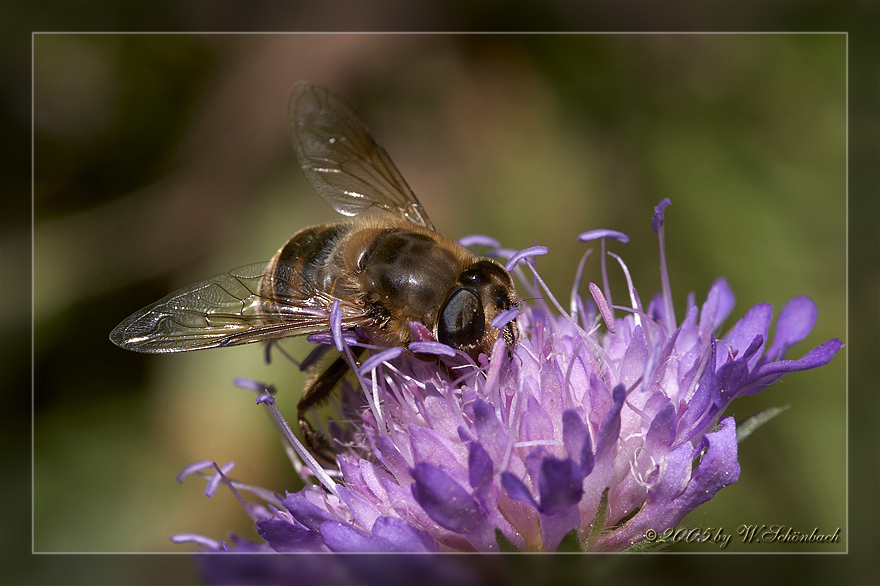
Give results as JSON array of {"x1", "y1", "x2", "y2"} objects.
[{"x1": 263, "y1": 223, "x2": 352, "y2": 304}]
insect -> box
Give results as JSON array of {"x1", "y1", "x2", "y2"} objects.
[{"x1": 110, "y1": 82, "x2": 520, "y2": 462}]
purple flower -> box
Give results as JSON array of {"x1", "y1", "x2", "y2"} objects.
[{"x1": 174, "y1": 200, "x2": 841, "y2": 554}]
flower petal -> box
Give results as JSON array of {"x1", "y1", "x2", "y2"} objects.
[
  {"x1": 646, "y1": 401, "x2": 676, "y2": 452},
  {"x1": 596, "y1": 385, "x2": 626, "y2": 459},
  {"x1": 520, "y1": 396, "x2": 554, "y2": 443},
  {"x1": 409, "y1": 425, "x2": 462, "y2": 469},
  {"x1": 698, "y1": 278, "x2": 736, "y2": 334},
  {"x1": 597, "y1": 417, "x2": 740, "y2": 550},
  {"x1": 561, "y1": 409, "x2": 588, "y2": 463},
  {"x1": 739, "y1": 338, "x2": 844, "y2": 396},
  {"x1": 721, "y1": 304, "x2": 772, "y2": 369},
  {"x1": 283, "y1": 492, "x2": 338, "y2": 532},
  {"x1": 472, "y1": 398, "x2": 507, "y2": 461},
  {"x1": 257, "y1": 519, "x2": 325, "y2": 552},
  {"x1": 501, "y1": 471, "x2": 539, "y2": 511},
  {"x1": 321, "y1": 521, "x2": 376, "y2": 552},
  {"x1": 762, "y1": 296, "x2": 818, "y2": 363},
  {"x1": 411, "y1": 463, "x2": 485, "y2": 534},
  {"x1": 370, "y1": 517, "x2": 440, "y2": 552},
  {"x1": 684, "y1": 417, "x2": 741, "y2": 503},
  {"x1": 468, "y1": 442, "x2": 493, "y2": 492},
  {"x1": 372, "y1": 435, "x2": 411, "y2": 481},
  {"x1": 620, "y1": 326, "x2": 648, "y2": 388},
  {"x1": 336, "y1": 486, "x2": 380, "y2": 531},
  {"x1": 538, "y1": 456, "x2": 584, "y2": 515}
]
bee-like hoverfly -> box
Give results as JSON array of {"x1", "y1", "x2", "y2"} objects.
[{"x1": 110, "y1": 82, "x2": 520, "y2": 462}]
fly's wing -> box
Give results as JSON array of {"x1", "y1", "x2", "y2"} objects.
[
  {"x1": 288, "y1": 82, "x2": 435, "y2": 230},
  {"x1": 109, "y1": 262, "x2": 370, "y2": 354}
]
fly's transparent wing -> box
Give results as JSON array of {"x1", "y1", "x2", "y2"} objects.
[
  {"x1": 109, "y1": 262, "x2": 370, "y2": 353},
  {"x1": 288, "y1": 82, "x2": 434, "y2": 230}
]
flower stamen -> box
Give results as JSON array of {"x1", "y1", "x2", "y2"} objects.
[
  {"x1": 570, "y1": 248, "x2": 593, "y2": 322},
  {"x1": 589, "y1": 282, "x2": 616, "y2": 334},
  {"x1": 256, "y1": 393, "x2": 339, "y2": 495},
  {"x1": 652, "y1": 199, "x2": 676, "y2": 333},
  {"x1": 607, "y1": 251, "x2": 643, "y2": 329}
]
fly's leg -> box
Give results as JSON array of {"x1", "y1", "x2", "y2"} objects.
[{"x1": 297, "y1": 346, "x2": 365, "y2": 466}]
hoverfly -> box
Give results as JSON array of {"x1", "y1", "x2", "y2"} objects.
[{"x1": 111, "y1": 82, "x2": 519, "y2": 462}]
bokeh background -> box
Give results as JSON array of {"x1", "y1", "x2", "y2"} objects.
[{"x1": 24, "y1": 31, "x2": 847, "y2": 574}]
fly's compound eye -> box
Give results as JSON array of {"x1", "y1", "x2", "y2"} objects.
[{"x1": 437, "y1": 287, "x2": 485, "y2": 350}]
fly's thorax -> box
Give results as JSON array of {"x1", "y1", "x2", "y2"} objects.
[{"x1": 347, "y1": 223, "x2": 475, "y2": 334}]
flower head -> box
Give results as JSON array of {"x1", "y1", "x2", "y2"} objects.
[{"x1": 175, "y1": 200, "x2": 841, "y2": 554}]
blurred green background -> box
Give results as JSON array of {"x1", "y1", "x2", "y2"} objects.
[{"x1": 28, "y1": 33, "x2": 844, "y2": 561}]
